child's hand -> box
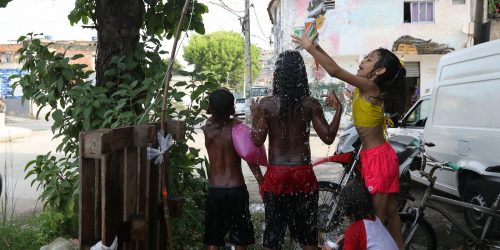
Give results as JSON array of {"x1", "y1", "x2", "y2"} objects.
[
  {"x1": 336, "y1": 234, "x2": 345, "y2": 245},
  {"x1": 250, "y1": 99, "x2": 260, "y2": 122},
  {"x1": 321, "y1": 91, "x2": 342, "y2": 110},
  {"x1": 291, "y1": 32, "x2": 318, "y2": 51}
]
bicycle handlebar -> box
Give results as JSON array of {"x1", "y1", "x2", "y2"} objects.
[{"x1": 419, "y1": 148, "x2": 461, "y2": 182}]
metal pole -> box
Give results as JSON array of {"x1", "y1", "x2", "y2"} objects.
[
  {"x1": 244, "y1": 0, "x2": 251, "y2": 98},
  {"x1": 474, "y1": 0, "x2": 485, "y2": 45}
]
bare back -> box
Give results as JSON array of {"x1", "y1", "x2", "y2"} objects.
[
  {"x1": 252, "y1": 96, "x2": 339, "y2": 165},
  {"x1": 202, "y1": 118, "x2": 245, "y2": 187}
]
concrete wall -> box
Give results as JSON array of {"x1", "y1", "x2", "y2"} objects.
[
  {"x1": 272, "y1": 0, "x2": 471, "y2": 54},
  {"x1": 269, "y1": 0, "x2": 469, "y2": 97},
  {"x1": 419, "y1": 55, "x2": 441, "y2": 94},
  {"x1": 4, "y1": 98, "x2": 30, "y2": 118},
  {"x1": 487, "y1": 19, "x2": 500, "y2": 41}
]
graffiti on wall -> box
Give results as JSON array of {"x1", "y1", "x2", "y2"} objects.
[{"x1": 0, "y1": 69, "x2": 25, "y2": 98}]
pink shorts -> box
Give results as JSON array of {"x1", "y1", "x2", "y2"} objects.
[
  {"x1": 360, "y1": 142, "x2": 399, "y2": 194},
  {"x1": 260, "y1": 165, "x2": 318, "y2": 195}
]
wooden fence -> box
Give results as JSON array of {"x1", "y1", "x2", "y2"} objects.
[{"x1": 79, "y1": 121, "x2": 186, "y2": 249}]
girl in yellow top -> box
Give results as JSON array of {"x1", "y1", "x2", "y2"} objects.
[{"x1": 293, "y1": 34, "x2": 408, "y2": 250}]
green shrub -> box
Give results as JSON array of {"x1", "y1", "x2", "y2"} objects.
[{"x1": 0, "y1": 213, "x2": 64, "y2": 250}]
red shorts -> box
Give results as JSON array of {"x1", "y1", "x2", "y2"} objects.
[
  {"x1": 360, "y1": 142, "x2": 399, "y2": 194},
  {"x1": 260, "y1": 165, "x2": 318, "y2": 195}
]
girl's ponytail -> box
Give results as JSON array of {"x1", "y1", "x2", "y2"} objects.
[{"x1": 373, "y1": 48, "x2": 409, "y2": 119}]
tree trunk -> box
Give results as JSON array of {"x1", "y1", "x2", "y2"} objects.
[{"x1": 95, "y1": 0, "x2": 145, "y2": 87}]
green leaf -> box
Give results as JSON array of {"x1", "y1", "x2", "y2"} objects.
[
  {"x1": 104, "y1": 69, "x2": 117, "y2": 77},
  {"x1": 71, "y1": 54, "x2": 85, "y2": 60},
  {"x1": 52, "y1": 110, "x2": 63, "y2": 123}
]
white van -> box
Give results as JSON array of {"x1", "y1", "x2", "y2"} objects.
[{"x1": 415, "y1": 39, "x2": 500, "y2": 230}]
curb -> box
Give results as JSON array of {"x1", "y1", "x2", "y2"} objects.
[{"x1": 0, "y1": 126, "x2": 33, "y2": 143}]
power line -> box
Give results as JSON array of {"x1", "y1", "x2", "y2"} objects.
[
  {"x1": 251, "y1": 34, "x2": 269, "y2": 43},
  {"x1": 250, "y1": 2, "x2": 273, "y2": 47},
  {"x1": 218, "y1": 0, "x2": 244, "y2": 13},
  {"x1": 250, "y1": 3, "x2": 268, "y2": 38},
  {"x1": 207, "y1": 1, "x2": 243, "y2": 18}
]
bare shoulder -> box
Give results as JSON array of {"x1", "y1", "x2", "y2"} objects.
[
  {"x1": 259, "y1": 96, "x2": 275, "y2": 105},
  {"x1": 202, "y1": 117, "x2": 214, "y2": 131},
  {"x1": 303, "y1": 96, "x2": 322, "y2": 109},
  {"x1": 259, "y1": 96, "x2": 279, "y2": 109}
]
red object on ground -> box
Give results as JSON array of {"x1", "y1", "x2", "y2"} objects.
[{"x1": 312, "y1": 152, "x2": 354, "y2": 166}]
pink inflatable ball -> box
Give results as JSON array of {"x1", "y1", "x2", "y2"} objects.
[{"x1": 232, "y1": 123, "x2": 268, "y2": 166}]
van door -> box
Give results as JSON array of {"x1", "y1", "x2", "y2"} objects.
[{"x1": 423, "y1": 79, "x2": 500, "y2": 197}]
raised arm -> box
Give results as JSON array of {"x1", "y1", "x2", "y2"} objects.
[
  {"x1": 250, "y1": 99, "x2": 268, "y2": 146},
  {"x1": 310, "y1": 93, "x2": 343, "y2": 145},
  {"x1": 292, "y1": 34, "x2": 373, "y2": 92}
]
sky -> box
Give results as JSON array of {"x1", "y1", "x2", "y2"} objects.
[{"x1": 0, "y1": 0, "x2": 273, "y2": 64}]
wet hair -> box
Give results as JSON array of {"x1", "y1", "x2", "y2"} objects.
[
  {"x1": 208, "y1": 88, "x2": 235, "y2": 118},
  {"x1": 272, "y1": 50, "x2": 311, "y2": 119},
  {"x1": 339, "y1": 180, "x2": 375, "y2": 221},
  {"x1": 370, "y1": 48, "x2": 409, "y2": 118}
]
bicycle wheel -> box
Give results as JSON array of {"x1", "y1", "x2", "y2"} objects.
[
  {"x1": 400, "y1": 213, "x2": 437, "y2": 250},
  {"x1": 317, "y1": 181, "x2": 348, "y2": 245},
  {"x1": 318, "y1": 181, "x2": 341, "y2": 233}
]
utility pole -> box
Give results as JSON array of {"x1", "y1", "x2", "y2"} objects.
[{"x1": 244, "y1": 0, "x2": 251, "y2": 98}]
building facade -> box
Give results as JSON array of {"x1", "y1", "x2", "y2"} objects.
[
  {"x1": 0, "y1": 37, "x2": 96, "y2": 117},
  {"x1": 254, "y1": 49, "x2": 275, "y2": 87},
  {"x1": 267, "y1": 0, "x2": 474, "y2": 99}
]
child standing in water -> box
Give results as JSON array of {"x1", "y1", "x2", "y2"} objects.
[
  {"x1": 293, "y1": 33, "x2": 408, "y2": 250},
  {"x1": 323, "y1": 180, "x2": 399, "y2": 250},
  {"x1": 202, "y1": 88, "x2": 264, "y2": 250}
]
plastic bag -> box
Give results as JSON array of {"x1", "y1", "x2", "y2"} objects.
[
  {"x1": 91, "y1": 237, "x2": 117, "y2": 250},
  {"x1": 232, "y1": 123, "x2": 268, "y2": 166}
]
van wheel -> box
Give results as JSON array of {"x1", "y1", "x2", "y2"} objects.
[{"x1": 462, "y1": 179, "x2": 500, "y2": 237}]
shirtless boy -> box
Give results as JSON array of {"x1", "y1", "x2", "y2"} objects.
[{"x1": 202, "y1": 88, "x2": 263, "y2": 250}]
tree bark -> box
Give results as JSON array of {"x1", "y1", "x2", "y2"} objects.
[{"x1": 95, "y1": 0, "x2": 145, "y2": 87}]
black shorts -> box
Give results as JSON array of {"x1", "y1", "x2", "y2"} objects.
[
  {"x1": 262, "y1": 191, "x2": 319, "y2": 249},
  {"x1": 203, "y1": 185, "x2": 255, "y2": 246}
]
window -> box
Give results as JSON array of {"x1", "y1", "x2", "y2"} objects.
[
  {"x1": 402, "y1": 99, "x2": 430, "y2": 127},
  {"x1": 452, "y1": 0, "x2": 465, "y2": 4},
  {"x1": 404, "y1": 1, "x2": 434, "y2": 23}
]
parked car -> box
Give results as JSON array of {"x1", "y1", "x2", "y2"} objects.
[
  {"x1": 244, "y1": 86, "x2": 272, "y2": 122},
  {"x1": 390, "y1": 39, "x2": 500, "y2": 232},
  {"x1": 235, "y1": 98, "x2": 246, "y2": 117},
  {"x1": 387, "y1": 93, "x2": 431, "y2": 142}
]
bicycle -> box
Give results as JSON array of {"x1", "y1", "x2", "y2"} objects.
[
  {"x1": 402, "y1": 141, "x2": 500, "y2": 249},
  {"x1": 315, "y1": 135, "x2": 436, "y2": 249}
]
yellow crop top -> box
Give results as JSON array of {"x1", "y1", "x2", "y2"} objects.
[{"x1": 352, "y1": 88, "x2": 384, "y2": 127}]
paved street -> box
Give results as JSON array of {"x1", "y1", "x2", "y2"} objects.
[
  {"x1": 0, "y1": 116, "x2": 62, "y2": 215},
  {"x1": 0, "y1": 116, "x2": 468, "y2": 249}
]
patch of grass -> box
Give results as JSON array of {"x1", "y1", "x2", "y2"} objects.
[
  {"x1": 0, "y1": 220, "x2": 51, "y2": 250},
  {"x1": 0, "y1": 210, "x2": 76, "y2": 250},
  {"x1": 248, "y1": 211, "x2": 296, "y2": 250}
]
